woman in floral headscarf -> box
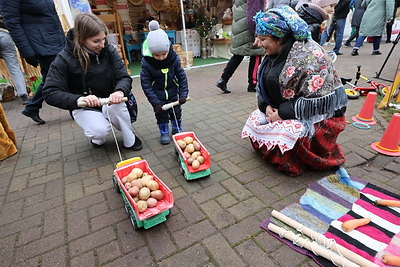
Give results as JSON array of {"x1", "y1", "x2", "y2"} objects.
[{"x1": 241, "y1": 6, "x2": 347, "y2": 177}]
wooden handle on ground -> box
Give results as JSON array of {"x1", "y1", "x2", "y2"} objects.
[
  {"x1": 271, "y1": 210, "x2": 377, "y2": 267},
  {"x1": 268, "y1": 223, "x2": 360, "y2": 267}
]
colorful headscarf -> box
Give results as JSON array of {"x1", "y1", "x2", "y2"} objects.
[{"x1": 254, "y1": 6, "x2": 311, "y2": 41}]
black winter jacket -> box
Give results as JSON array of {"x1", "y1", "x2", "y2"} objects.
[
  {"x1": 43, "y1": 29, "x2": 132, "y2": 111},
  {"x1": 140, "y1": 43, "x2": 189, "y2": 109},
  {"x1": 2, "y1": 0, "x2": 65, "y2": 58},
  {"x1": 334, "y1": 0, "x2": 351, "y2": 19},
  {"x1": 297, "y1": 4, "x2": 325, "y2": 43}
]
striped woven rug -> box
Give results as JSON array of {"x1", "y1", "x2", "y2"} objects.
[{"x1": 260, "y1": 174, "x2": 400, "y2": 267}]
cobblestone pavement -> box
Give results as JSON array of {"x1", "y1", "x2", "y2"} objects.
[{"x1": 1, "y1": 42, "x2": 399, "y2": 267}]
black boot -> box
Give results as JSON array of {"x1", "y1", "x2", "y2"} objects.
[
  {"x1": 351, "y1": 49, "x2": 358, "y2": 56},
  {"x1": 247, "y1": 84, "x2": 256, "y2": 92},
  {"x1": 215, "y1": 78, "x2": 231, "y2": 94}
]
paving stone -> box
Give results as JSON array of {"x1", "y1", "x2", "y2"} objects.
[
  {"x1": 222, "y1": 216, "x2": 263, "y2": 245},
  {"x1": 68, "y1": 227, "x2": 116, "y2": 257},
  {"x1": 221, "y1": 177, "x2": 253, "y2": 201},
  {"x1": 175, "y1": 195, "x2": 205, "y2": 224},
  {"x1": 343, "y1": 152, "x2": 366, "y2": 167},
  {"x1": 227, "y1": 197, "x2": 265, "y2": 221},
  {"x1": 70, "y1": 251, "x2": 96, "y2": 267},
  {"x1": 236, "y1": 239, "x2": 277, "y2": 266},
  {"x1": 102, "y1": 247, "x2": 153, "y2": 266},
  {"x1": 216, "y1": 192, "x2": 239, "y2": 208},
  {"x1": 144, "y1": 224, "x2": 177, "y2": 261},
  {"x1": 116, "y1": 220, "x2": 146, "y2": 253},
  {"x1": 44, "y1": 206, "x2": 65, "y2": 235},
  {"x1": 15, "y1": 231, "x2": 65, "y2": 262},
  {"x1": 96, "y1": 241, "x2": 122, "y2": 265},
  {"x1": 203, "y1": 233, "x2": 246, "y2": 266},
  {"x1": 0, "y1": 235, "x2": 17, "y2": 266},
  {"x1": 201, "y1": 200, "x2": 236, "y2": 229},
  {"x1": 191, "y1": 182, "x2": 226, "y2": 204},
  {"x1": 67, "y1": 209, "x2": 90, "y2": 241},
  {"x1": 269, "y1": 242, "x2": 307, "y2": 266},
  {"x1": 384, "y1": 161, "x2": 400, "y2": 173},
  {"x1": 172, "y1": 220, "x2": 217, "y2": 249},
  {"x1": 158, "y1": 244, "x2": 209, "y2": 267},
  {"x1": 41, "y1": 246, "x2": 68, "y2": 267},
  {"x1": 0, "y1": 214, "x2": 42, "y2": 239}
]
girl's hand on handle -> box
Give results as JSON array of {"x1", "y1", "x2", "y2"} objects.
[
  {"x1": 108, "y1": 91, "x2": 124, "y2": 105},
  {"x1": 77, "y1": 95, "x2": 101, "y2": 107}
]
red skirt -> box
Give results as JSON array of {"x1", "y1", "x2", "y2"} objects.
[{"x1": 251, "y1": 116, "x2": 346, "y2": 177}]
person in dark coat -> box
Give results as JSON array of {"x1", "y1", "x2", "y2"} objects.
[
  {"x1": 215, "y1": 0, "x2": 266, "y2": 94},
  {"x1": 343, "y1": 0, "x2": 366, "y2": 47},
  {"x1": 140, "y1": 21, "x2": 189, "y2": 145},
  {"x1": 297, "y1": 0, "x2": 338, "y2": 43},
  {"x1": 320, "y1": 0, "x2": 352, "y2": 55},
  {"x1": 2, "y1": 0, "x2": 65, "y2": 124},
  {"x1": 43, "y1": 13, "x2": 142, "y2": 150}
]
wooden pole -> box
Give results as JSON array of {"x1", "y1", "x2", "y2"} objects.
[
  {"x1": 271, "y1": 210, "x2": 378, "y2": 267},
  {"x1": 268, "y1": 223, "x2": 360, "y2": 267}
]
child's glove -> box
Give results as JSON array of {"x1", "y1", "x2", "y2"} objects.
[
  {"x1": 153, "y1": 104, "x2": 163, "y2": 113},
  {"x1": 179, "y1": 98, "x2": 187, "y2": 104}
]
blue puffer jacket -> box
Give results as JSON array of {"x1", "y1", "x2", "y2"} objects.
[
  {"x1": 140, "y1": 41, "x2": 189, "y2": 108},
  {"x1": 2, "y1": 0, "x2": 65, "y2": 58}
]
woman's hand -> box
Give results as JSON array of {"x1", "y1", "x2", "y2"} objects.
[
  {"x1": 80, "y1": 95, "x2": 101, "y2": 107},
  {"x1": 266, "y1": 105, "x2": 281, "y2": 122},
  {"x1": 108, "y1": 91, "x2": 124, "y2": 105}
]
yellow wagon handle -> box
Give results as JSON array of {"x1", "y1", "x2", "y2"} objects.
[{"x1": 116, "y1": 157, "x2": 141, "y2": 168}]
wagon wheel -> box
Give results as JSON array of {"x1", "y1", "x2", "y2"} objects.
[
  {"x1": 345, "y1": 89, "x2": 360, "y2": 99},
  {"x1": 123, "y1": 198, "x2": 139, "y2": 229},
  {"x1": 122, "y1": 197, "x2": 131, "y2": 215},
  {"x1": 378, "y1": 85, "x2": 398, "y2": 97},
  {"x1": 112, "y1": 175, "x2": 120, "y2": 193},
  {"x1": 128, "y1": 208, "x2": 139, "y2": 230}
]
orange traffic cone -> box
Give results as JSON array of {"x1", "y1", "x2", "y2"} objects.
[
  {"x1": 352, "y1": 92, "x2": 377, "y2": 125},
  {"x1": 371, "y1": 113, "x2": 400, "y2": 156}
]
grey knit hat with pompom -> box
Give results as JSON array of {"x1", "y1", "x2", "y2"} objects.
[{"x1": 147, "y1": 20, "x2": 170, "y2": 53}]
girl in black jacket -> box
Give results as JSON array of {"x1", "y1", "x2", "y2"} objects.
[
  {"x1": 140, "y1": 21, "x2": 189, "y2": 145},
  {"x1": 43, "y1": 13, "x2": 142, "y2": 150}
]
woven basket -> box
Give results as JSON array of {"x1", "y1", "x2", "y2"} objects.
[
  {"x1": 222, "y1": 18, "x2": 232, "y2": 25},
  {"x1": 213, "y1": 38, "x2": 231, "y2": 44},
  {"x1": 0, "y1": 83, "x2": 15, "y2": 102}
]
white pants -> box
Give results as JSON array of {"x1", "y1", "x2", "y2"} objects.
[{"x1": 72, "y1": 102, "x2": 135, "y2": 147}]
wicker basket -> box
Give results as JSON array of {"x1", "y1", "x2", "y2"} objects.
[
  {"x1": 212, "y1": 38, "x2": 231, "y2": 44},
  {"x1": 0, "y1": 83, "x2": 15, "y2": 102},
  {"x1": 222, "y1": 18, "x2": 232, "y2": 25}
]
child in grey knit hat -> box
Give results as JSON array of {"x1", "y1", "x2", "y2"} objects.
[{"x1": 140, "y1": 21, "x2": 189, "y2": 145}]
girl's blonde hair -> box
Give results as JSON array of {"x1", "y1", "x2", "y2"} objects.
[{"x1": 73, "y1": 13, "x2": 108, "y2": 73}]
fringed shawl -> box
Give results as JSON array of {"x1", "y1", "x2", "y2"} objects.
[
  {"x1": 295, "y1": 86, "x2": 347, "y2": 137},
  {"x1": 276, "y1": 39, "x2": 347, "y2": 137}
]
